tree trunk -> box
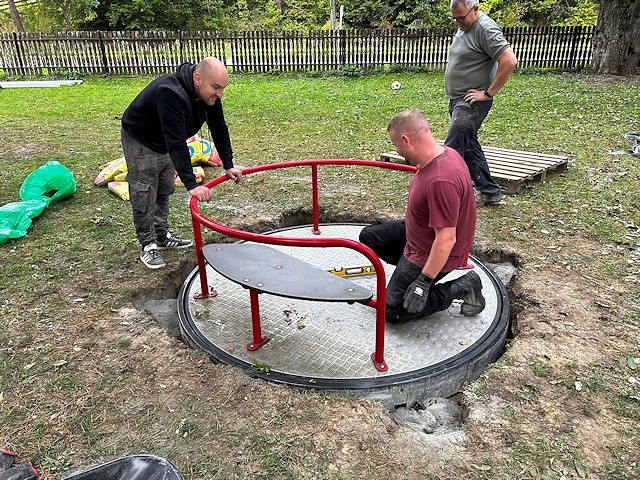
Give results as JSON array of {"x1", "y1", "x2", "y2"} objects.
[
  {"x1": 8, "y1": 0, "x2": 25, "y2": 32},
  {"x1": 592, "y1": 0, "x2": 640, "y2": 75},
  {"x1": 63, "y1": 0, "x2": 73, "y2": 31}
]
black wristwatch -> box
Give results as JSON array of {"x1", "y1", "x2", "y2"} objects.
[{"x1": 484, "y1": 89, "x2": 493, "y2": 98}]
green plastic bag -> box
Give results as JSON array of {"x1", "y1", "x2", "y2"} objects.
[
  {"x1": 0, "y1": 198, "x2": 50, "y2": 244},
  {"x1": 0, "y1": 162, "x2": 75, "y2": 244},
  {"x1": 20, "y1": 161, "x2": 76, "y2": 203}
]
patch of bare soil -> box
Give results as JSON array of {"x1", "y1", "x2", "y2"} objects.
[
  {"x1": 577, "y1": 73, "x2": 640, "y2": 87},
  {"x1": 462, "y1": 264, "x2": 637, "y2": 477}
]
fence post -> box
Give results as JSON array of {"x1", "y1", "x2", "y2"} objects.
[
  {"x1": 12, "y1": 32, "x2": 25, "y2": 76},
  {"x1": 339, "y1": 29, "x2": 346, "y2": 66},
  {"x1": 568, "y1": 26, "x2": 580, "y2": 70},
  {"x1": 229, "y1": 32, "x2": 238, "y2": 73},
  {"x1": 97, "y1": 31, "x2": 109, "y2": 75},
  {"x1": 179, "y1": 30, "x2": 184, "y2": 64}
]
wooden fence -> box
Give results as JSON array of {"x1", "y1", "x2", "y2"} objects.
[{"x1": 0, "y1": 26, "x2": 594, "y2": 76}]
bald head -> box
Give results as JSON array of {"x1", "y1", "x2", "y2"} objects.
[
  {"x1": 193, "y1": 57, "x2": 229, "y2": 106},
  {"x1": 387, "y1": 109, "x2": 441, "y2": 167},
  {"x1": 387, "y1": 109, "x2": 431, "y2": 137},
  {"x1": 195, "y1": 57, "x2": 228, "y2": 78}
]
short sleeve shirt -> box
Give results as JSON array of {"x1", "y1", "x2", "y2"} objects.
[
  {"x1": 403, "y1": 147, "x2": 477, "y2": 272},
  {"x1": 445, "y1": 14, "x2": 510, "y2": 98}
]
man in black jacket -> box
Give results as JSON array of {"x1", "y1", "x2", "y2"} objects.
[{"x1": 121, "y1": 57, "x2": 242, "y2": 269}]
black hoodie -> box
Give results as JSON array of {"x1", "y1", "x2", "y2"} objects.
[{"x1": 121, "y1": 62, "x2": 234, "y2": 191}]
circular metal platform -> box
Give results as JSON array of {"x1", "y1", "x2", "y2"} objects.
[{"x1": 178, "y1": 223, "x2": 509, "y2": 410}]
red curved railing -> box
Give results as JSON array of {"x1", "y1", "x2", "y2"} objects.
[{"x1": 189, "y1": 158, "x2": 415, "y2": 372}]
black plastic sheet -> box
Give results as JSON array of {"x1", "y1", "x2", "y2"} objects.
[
  {"x1": 0, "y1": 450, "x2": 18, "y2": 471},
  {"x1": 62, "y1": 455, "x2": 182, "y2": 480},
  {"x1": 0, "y1": 462, "x2": 37, "y2": 480}
]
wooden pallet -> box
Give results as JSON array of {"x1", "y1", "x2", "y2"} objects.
[{"x1": 380, "y1": 144, "x2": 568, "y2": 194}]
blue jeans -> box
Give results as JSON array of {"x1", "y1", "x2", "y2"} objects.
[
  {"x1": 444, "y1": 97, "x2": 501, "y2": 196},
  {"x1": 359, "y1": 221, "x2": 455, "y2": 323},
  {"x1": 121, "y1": 128, "x2": 176, "y2": 247}
]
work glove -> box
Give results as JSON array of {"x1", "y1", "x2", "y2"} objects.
[{"x1": 402, "y1": 273, "x2": 434, "y2": 314}]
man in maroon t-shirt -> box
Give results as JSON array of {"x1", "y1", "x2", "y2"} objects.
[{"x1": 360, "y1": 109, "x2": 485, "y2": 323}]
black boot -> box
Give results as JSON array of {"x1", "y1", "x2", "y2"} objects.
[{"x1": 450, "y1": 271, "x2": 486, "y2": 316}]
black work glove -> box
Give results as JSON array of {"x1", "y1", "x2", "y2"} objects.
[{"x1": 402, "y1": 273, "x2": 434, "y2": 314}]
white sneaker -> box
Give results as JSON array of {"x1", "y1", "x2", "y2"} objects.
[
  {"x1": 140, "y1": 243, "x2": 166, "y2": 269},
  {"x1": 157, "y1": 232, "x2": 193, "y2": 250}
]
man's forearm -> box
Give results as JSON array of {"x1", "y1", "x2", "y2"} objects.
[{"x1": 422, "y1": 228, "x2": 456, "y2": 278}]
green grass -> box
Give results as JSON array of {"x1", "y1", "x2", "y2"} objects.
[{"x1": 1, "y1": 71, "x2": 639, "y2": 479}]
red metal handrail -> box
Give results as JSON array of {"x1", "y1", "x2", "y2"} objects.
[{"x1": 189, "y1": 158, "x2": 415, "y2": 371}]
